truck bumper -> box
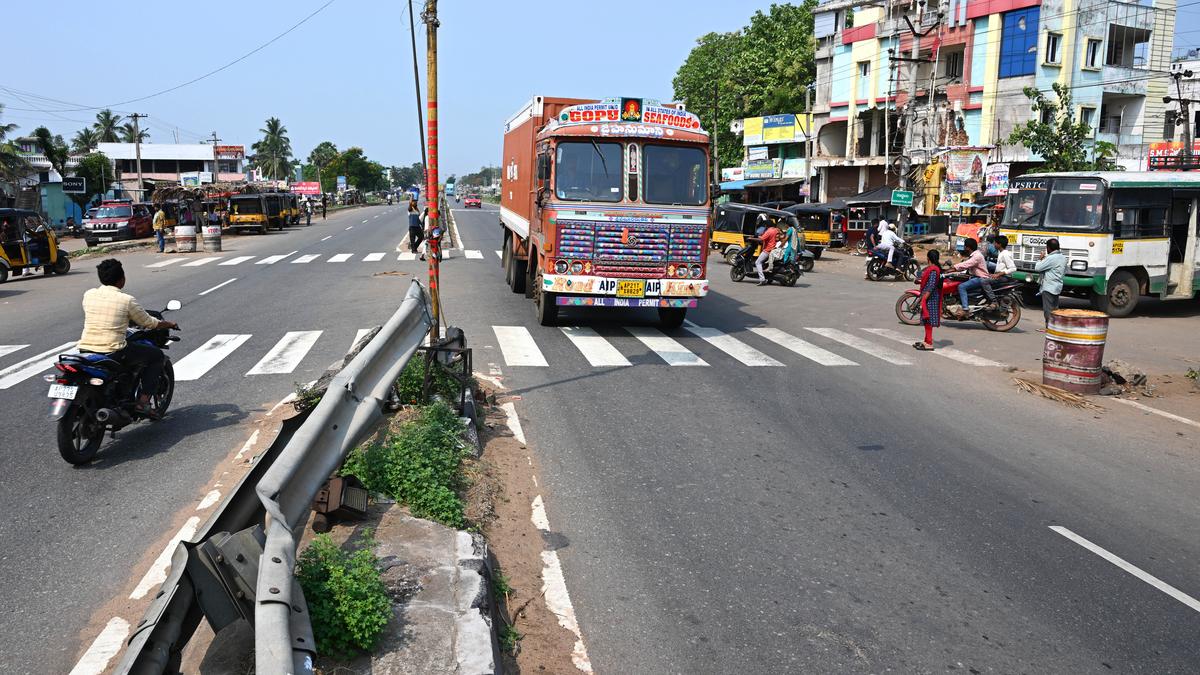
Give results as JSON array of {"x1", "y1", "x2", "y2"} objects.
[{"x1": 541, "y1": 273, "x2": 708, "y2": 305}]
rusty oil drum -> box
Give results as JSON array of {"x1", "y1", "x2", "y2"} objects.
[{"x1": 1042, "y1": 309, "x2": 1109, "y2": 394}]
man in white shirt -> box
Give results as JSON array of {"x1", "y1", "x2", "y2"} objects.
[
  {"x1": 877, "y1": 224, "x2": 905, "y2": 266},
  {"x1": 982, "y1": 235, "x2": 1016, "y2": 310}
]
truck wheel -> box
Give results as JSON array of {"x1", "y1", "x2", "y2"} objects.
[
  {"x1": 510, "y1": 252, "x2": 527, "y2": 295},
  {"x1": 659, "y1": 307, "x2": 686, "y2": 328},
  {"x1": 536, "y1": 285, "x2": 558, "y2": 326},
  {"x1": 1091, "y1": 270, "x2": 1139, "y2": 317}
]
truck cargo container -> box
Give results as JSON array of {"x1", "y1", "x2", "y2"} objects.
[{"x1": 499, "y1": 96, "x2": 711, "y2": 326}]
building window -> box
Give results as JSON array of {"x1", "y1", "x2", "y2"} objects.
[
  {"x1": 1045, "y1": 32, "x2": 1063, "y2": 64},
  {"x1": 1085, "y1": 38, "x2": 1103, "y2": 68},
  {"x1": 1106, "y1": 24, "x2": 1151, "y2": 68},
  {"x1": 999, "y1": 7, "x2": 1040, "y2": 78},
  {"x1": 858, "y1": 61, "x2": 870, "y2": 78},
  {"x1": 1080, "y1": 107, "x2": 1096, "y2": 128},
  {"x1": 944, "y1": 51, "x2": 964, "y2": 79},
  {"x1": 1040, "y1": 107, "x2": 1054, "y2": 125},
  {"x1": 1099, "y1": 104, "x2": 1122, "y2": 134}
]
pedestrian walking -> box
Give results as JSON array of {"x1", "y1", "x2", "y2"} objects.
[
  {"x1": 1034, "y1": 237, "x2": 1067, "y2": 331},
  {"x1": 321, "y1": 194, "x2": 328, "y2": 220},
  {"x1": 305, "y1": 201, "x2": 312, "y2": 226},
  {"x1": 407, "y1": 201, "x2": 424, "y2": 253},
  {"x1": 914, "y1": 249, "x2": 943, "y2": 351},
  {"x1": 152, "y1": 206, "x2": 167, "y2": 253}
]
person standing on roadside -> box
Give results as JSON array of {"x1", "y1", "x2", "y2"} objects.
[
  {"x1": 152, "y1": 206, "x2": 167, "y2": 253},
  {"x1": 1034, "y1": 238, "x2": 1067, "y2": 331},
  {"x1": 407, "y1": 201, "x2": 424, "y2": 253},
  {"x1": 321, "y1": 194, "x2": 328, "y2": 220},
  {"x1": 914, "y1": 249, "x2": 943, "y2": 351}
]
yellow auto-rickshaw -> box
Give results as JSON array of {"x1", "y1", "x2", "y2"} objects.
[
  {"x1": 227, "y1": 194, "x2": 269, "y2": 235},
  {"x1": 710, "y1": 203, "x2": 796, "y2": 264},
  {"x1": 263, "y1": 193, "x2": 287, "y2": 230},
  {"x1": 0, "y1": 208, "x2": 71, "y2": 282}
]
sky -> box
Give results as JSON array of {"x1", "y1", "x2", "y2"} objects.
[{"x1": 0, "y1": 0, "x2": 781, "y2": 179}]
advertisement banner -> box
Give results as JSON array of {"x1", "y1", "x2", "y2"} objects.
[
  {"x1": 762, "y1": 114, "x2": 804, "y2": 144},
  {"x1": 291, "y1": 181, "x2": 321, "y2": 195},
  {"x1": 180, "y1": 171, "x2": 200, "y2": 187},
  {"x1": 781, "y1": 157, "x2": 806, "y2": 178},
  {"x1": 336, "y1": 175, "x2": 347, "y2": 190},
  {"x1": 746, "y1": 159, "x2": 775, "y2": 179},
  {"x1": 721, "y1": 166, "x2": 745, "y2": 182},
  {"x1": 983, "y1": 163, "x2": 1009, "y2": 197},
  {"x1": 1148, "y1": 140, "x2": 1200, "y2": 157},
  {"x1": 945, "y1": 149, "x2": 987, "y2": 194},
  {"x1": 748, "y1": 146, "x2": 769, "y2": 161},
  {"x1": 214, "y1": 145, "x2": 244, "y2": 160},
  {"x1": 743, "y1": 117, "x2": 763, "y2": 145}
]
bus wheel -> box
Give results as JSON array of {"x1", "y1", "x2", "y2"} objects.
[{"x1": 1092, "y1": 271, "x2": 1139, "y2": 317}]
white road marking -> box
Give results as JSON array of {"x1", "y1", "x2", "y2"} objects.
[
  {"x1": 198, "y1": 278, "x2": 237, "y2": 296},
  {"x1": 291, "y1": 254, "x2": 320, "y2": 264},
  {"x1": 360, "y1": 219, "x2": 367, "y2": 224},
  {"x1": 805, "y1": 327, "x2": 914, "y2": 365},
  {"x1": 146, "y1": 258, "x2": 182, "y2": 268},
  {"x1": 181, "y1": 256, "x2": 222, "y2": 267},
  {"x1": 863, "y1": 327, "x2": 1003, "y2": 367},
  {"x1": 493, "y1": 326, "x2": 549, "y2": 366},
  {"x1": 1112, "y1": 398, "x2": 1200, "y2": 430},
  {"x1": 352, "y1": 328, "x2": 373, "y2": 350},
  {"x1": 626, "y1": 326, "x2": 707, "y2": 366},
  {"x1": 531, "y1": 495, "x2": 593, "y2": 672},
  {"x1": 683, "y1": 323, "x2": 782, "y2": 366},
  {"x1": 397, "y1": 252, "x2": 417, "y2": 261},
  {"x1": 235, "y1": 429, "x2": 261, "y2": 461},
  {"x1": 749, "y1": 327, "x2": 858, "y2": 366},
  {"x1": 0, "y1": 345, "x2": 28, "y2": 360},
  {"x1": 328, "y1": 253, "x2": 352, "y2": 262},
  {"x1": 501, "y1": 401, "x2": 526, "y2": 444},
  {"x1": 1049, "y1": 526, "x2": 1200, "y2": 614},
  {"x1": 219, "y1": 255, "x2": 254, "y2": 266},
  {"x1": 464, "y1": 249, "x2": 484, "y2": 259},
  {"x1": 0, "y1": 341, "x2": 78, "y2": 389},
  {"x1": 495, "y1": 250, "x2": 503, "y2": 259},
  {"x1": 255, "y1": 251, "x2": 296, "y2": 265},
  {"x1": 174, "y1": 334, "x2": 252, "y2": 381},
  {"x1": 320, "y1": 235, "x2": 332, "y2": 241},
  {"x1": 129, "y1": 516, "x2": 201, "y2": 600},
  {"x1": 68, "y1": 617, "x2": 130, "y2": 675},
  {"x1": 247, "y1": 331, "x2": 321, "y2": 375},
  {"x1": 196, "y1": 490, "x2": 222, "y2": 510},
  {"x1": 363, "y1": 252, "x2": 386, "y2": 262},
  {"x1": 560, "y1": 327, "x2": 630, "y2": 367}
]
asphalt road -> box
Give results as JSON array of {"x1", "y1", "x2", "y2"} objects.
[
  {"x1": 0, "y1": 203, "x2": 426, "y2": 673},
  {"x1": 445, "y1": 204, "x2": 1200, "y2": 673}
]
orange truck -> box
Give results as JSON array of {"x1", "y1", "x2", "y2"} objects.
[{"x1": 500, "y1": 96, "x2": 711, "y2": 327}]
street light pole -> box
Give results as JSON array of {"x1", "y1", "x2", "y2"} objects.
[
  {"x1": 423, "y1": 0, "x2": 441, "y2": 341},
  {"x1": 129, "y1": 113, "x2": 147, "y2": 200}
]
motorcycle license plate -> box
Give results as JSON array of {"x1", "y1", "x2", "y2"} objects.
[
  {"x1": 48, "y1": 384, "x2": 78, "y2": 400},
  {"x1": 616, "y1": 280, "x2": 646, "y2": 298}
]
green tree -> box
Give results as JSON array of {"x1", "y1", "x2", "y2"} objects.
[
  {"x1": 93, "y1": 109, "x2": 123, "y2": 143},
  {"x1": 68, "y1": 152, "x2": 111, "y2": 215},
  {"x1": 390, "y1": 162, "x2": 424, "y2": 188},
  {"x1": 251, "y1": 117, "x2": 293, "y2": 180},
  {"x1": 118, "y1": 122, "x2": 149, "y2": 144},
  {"x1": 1007, "y1": 83, "x2": 1122, "y2": 172},
  {"x1": 0, "y1": 104, "x2": 31, "y2": 181},
  {"x1": 32, "y1": 127, "x2": 70, "y2": 179},
  {"x1": 71, "y1": 127, "x2": 100, "y2": 154},
  {"x1": 673, "y1": 31, "x2": 744, "y2": 169},
  {"x1": 307, "y1": 141, "x2": 338, "y2": 185}
]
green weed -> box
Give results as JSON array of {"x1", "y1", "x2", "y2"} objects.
[
  {"x1": 296, "y1": 532, "x2": 391, "y2": 660},
  {"x1": 394, "y1": 356, "x2": 469, "y2": 406},
  {"x1": 498, "y1": 624, "x2": 522, "y2": 654},
  {"x1": 492, "y1": 572, "x2": 512, "y2": 598}
]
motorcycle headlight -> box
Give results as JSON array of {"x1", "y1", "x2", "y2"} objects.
[
  {"x1": 690, "y1": 264, "x2": 703, "y2": 278},
  {"x1": 571, "y1": 261, "x2": 583, "y2": 275},
  {"x1": 554, "y1": 259, "x2": 569, "y2": 274}
]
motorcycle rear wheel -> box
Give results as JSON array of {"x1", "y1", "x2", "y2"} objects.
[
  {"x1": 730, "y1": 260, "x2": 747, "y2": 282},
  {"x1": 981, "y1": 300, "x2": 1022, "y2": 332},
  {"x1": 895, "y1": 294, "x2": 922, "y2": 326},
  {"x1": 800, "y1": 257, "x2": 814, "y2": 273},
  {"x1": 780, "y1": 268, "x2": 799, "y2": 287},
  {"x1": 58, "y1": 402, "x2": 104, "y2": 464},
  {"x1": 865, "y1": 259, "x2": 883, "y2": 281}
]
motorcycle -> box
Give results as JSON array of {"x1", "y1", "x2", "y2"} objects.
[
  {"x1": 865, "y1": 243, "x2": 920, "y2": 282},
  {"x1": 728, "y1": 241, "x2": 808, "y2": 286},
  {"x1": 47, "y1": 300, "x2": 182, "y2": 464},
  {"x1": 894, "y1": 271, "x2": 1023, "y2": 332}
]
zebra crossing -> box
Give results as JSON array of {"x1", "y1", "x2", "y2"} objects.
[
  {"x1": 487, "y1": 323, "x2": 1009, "y2": 370},
  {"x1": 144, "y1": 249, "x2": 490, "y2": 268},
  {"x1": 0, "y1": 330, "x2": 375, "y2": 392}
]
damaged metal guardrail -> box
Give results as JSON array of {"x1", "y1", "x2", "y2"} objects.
[{"x1": 115, "y1": 281, "x2": 432, "y2": 674}]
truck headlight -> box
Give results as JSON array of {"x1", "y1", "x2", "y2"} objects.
[
  {"x1": 570, "y1": 261, "x2": 583, "y2": 275},
  {"x1": 1069, "y1": 259, "x2": 1088, "y2": 271},
  {"x1": 554, "y1": 259, "x2": 568, "y2": 274},
  {"x1": 690, "y1": 264, "x2": 703, "y2": 278}
]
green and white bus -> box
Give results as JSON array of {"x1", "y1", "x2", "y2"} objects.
[{"x1": 999, "y1": 172, "x2": 1200, "y2": 316}]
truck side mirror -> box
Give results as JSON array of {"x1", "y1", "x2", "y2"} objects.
[{"x1": 537, "y1": 155, "x2": 550, "y2": 181}]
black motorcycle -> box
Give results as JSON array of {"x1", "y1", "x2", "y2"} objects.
[
  {"x1": 865, "y1": 242, "x2": 919, "y2": 282},
  {"x1": 47, "y1": 300, "x2": 182, "y2": 464},
  {"x1": 728, "y1": 242, "x2": 806, "y2": 286}
]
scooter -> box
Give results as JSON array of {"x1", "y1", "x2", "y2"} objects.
[
  {"x1": 894, "y1": 271, "x2": 1023, "y2": 332},
  {"x1": 728, "y1": 241, "x2": 808, "y2": 286},
  {"x1": 47, "y1": 300, "x2": 182, "y2": 464},
  {"x1": 865, "y1": 243, "x2": 920, "y2": 282}
]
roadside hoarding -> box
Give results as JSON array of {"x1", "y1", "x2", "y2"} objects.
[
  {"x1": 983, "y1": 163, "x2": 1009, "y2": 196},
  {"x1": 721, "y1": 166, "x2": 745, "y2": 182},
  {"x1": 781, "y1": 158, "x2": 806, "y2": 178},
  {"x1": 337, "y1": 175, "x2": 347, "y2": 190},
  {"x1": 746, "y1": 159, "x2": 774, "y2": 179},
  {"x1": 214, "y1": 145, "x2": 245, "y2": 160},
  {"x1": 291, "y1": 181, "x2": 321, "y2": 195},
  {"x1": 62, "y1": 176, "x2": 86, "y2": 194},
  {"x1": 747, "y1": 146, "x2": 769, "y2": 161},
  {"x1": 181, "y1": 172, "x2": 200, "y2": 187},
  {"x1": 743, "y1": 114, "x2": 807, "y2": 146},
  {"x1": 944, "y1": 148, "x2": 988, "y2": 194}
]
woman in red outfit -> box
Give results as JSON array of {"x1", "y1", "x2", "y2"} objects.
[{"x1": 914, "y1": 249, "x2": 942, "y2": 351}]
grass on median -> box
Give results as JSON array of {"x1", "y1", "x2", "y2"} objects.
[{"x1": 296, "y1": 531, "x2": 391, "y2": 660}]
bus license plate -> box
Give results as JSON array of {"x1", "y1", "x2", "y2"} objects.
[
  {"x1": 616, "y1": 280, "x2": 646, "y2": 298},
  {"x1": 48, "y1": 384, "x2": 78, "y2": 400}
]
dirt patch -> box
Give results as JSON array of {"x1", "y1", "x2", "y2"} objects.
[
  {"x1": 371, "y1": 270, "x2": 412, "y2": 278},
  {"x1": 472, "y1": 389, "x2": 582, "y2": 674}
]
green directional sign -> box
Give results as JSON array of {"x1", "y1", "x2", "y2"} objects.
[{"x1": 890, "y1": 189, "x2": 914, "y2": 207}]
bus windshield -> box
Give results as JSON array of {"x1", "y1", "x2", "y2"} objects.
[
  {"x1": 555, "y1": 141, "x2": 622, "y2": 202},
  {"x1": 1002, "y1": 177, "x2": 1049, "y2": 228},
  {"x1": 643, "y1": 145, "x2": 707, "y2": 205},
  {"x1": 1044, "y1": 178, "x2": 1105, "y2": 230}
]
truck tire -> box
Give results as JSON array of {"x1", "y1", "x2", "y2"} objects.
[
  {"x1": 659, "y1": 307, "x2": 686, "y2": 328},
  {"x1": 1091, "y1": 270, "x2": 1139, "y2": 317},
  {"x1": 509, "y1": 249, "x2": 527, "y2": 295}
]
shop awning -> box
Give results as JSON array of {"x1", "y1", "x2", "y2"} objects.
[
  {"x1": 843, "y1": 184, "x2": 900, "y2": 205},
  {"x1": 747, "y1": 177, "x2": 806, "y2": 188},
  {"x1": 719, "y1": 180, "x2": 754, "y2": 191}
]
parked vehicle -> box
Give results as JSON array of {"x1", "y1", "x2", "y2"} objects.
[
  {"x1": 0, "y1": 208, "x2": 71, "y2": 282},
  {"x1": 263, "y1": 193, "x2": 288, "y2": 230},
  {"x1": 500, "y1": 96, "x2": 712, "y2": 327},
  {"x1": 894, "y1": 271, "x2": 1022, "y2": 332},
  {"x1": 865, "y1": 243, "x2": 919, "y2": 281},
  {"x1": 464, "y1": 194, "x2": 482, "y2": 208},
  {"x1": 48, "y1": 300, "x2": 182, "y2": 464},
  {"x1": 80, "y1": 200, "x2": 153, "y2": 246},
  {"x1": 227, "y1": 194, "x2": 269, "y2": 234},
  {"x1": 785, "y1": 201, "x2": 845, "y2": 257},
  {"x1": 727, "y1": 240, "x2": 805, "y2": 286}
]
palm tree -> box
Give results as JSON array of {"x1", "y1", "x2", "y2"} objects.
[
  {"x1": 119, "y1": 122, "x2": 149, "y2": 144},
  {"x1": 307, "y1": 141, "x2": 338, "y2": 187},
  {"x1": 71, "y1": 127, "x2": 100, "y2": 154},
  {"x1": 0, "y1": 104, "x2": 31, "y2": 181},
  {"x1": 32, "y1": 127, "x2": 70, "y2": 179},
  {"x1": 251, "y1": 116, "x2": 292, "y2": 180},
  {"x1": 93, "y1": 109, "x2": 123, "y2": 143}
]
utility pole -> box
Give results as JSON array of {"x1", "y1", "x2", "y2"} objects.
[
  {"x1": 410, "y1": 0, "x2": 428, "y2": 175},
  {"x1": 805, "y1": 84, "x2": 814, "y2": 203},
  {"x1": 423, "y1": 0, "x2": 441, "y2": 341},
  {"x1": 897, "y1": 3, "x2": 940, "y2": 234},
  {"x1": 128, "y1": 113, "x2": 147, "y2": 200},
  {"x1": 1166, "y1": 65, "x2": 1197, "y2": 162},
  {"x1": 712, "y1": 81, "x2": 720, "y2": 190},
  {"x1": 209, "y1": 131, "x2": 221, "y2": 183}
]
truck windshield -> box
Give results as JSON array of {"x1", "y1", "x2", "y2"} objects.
[
  {"x1": 643, "y1": 145, "x2": 707, "y2": 205},
  {"x1": 1043, "y1": 178, "x2": 1105, "y2": 230},
  {"x1": 95, "y1": 206, "x2": 132, "y2": 218},
  {"x1": 230, "y1": 199, "x2": 263, "y2": 215},
  {"x1": 555, "y1": 141, "x2": 622, "y2": 202},
  {"x1": 1002, "y1": 178, "x2": 1049, "y2": 229}
]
